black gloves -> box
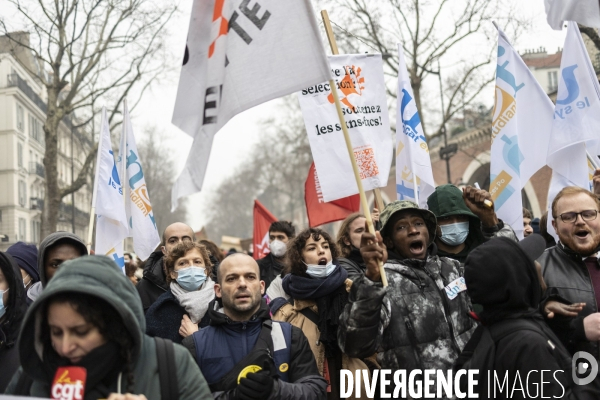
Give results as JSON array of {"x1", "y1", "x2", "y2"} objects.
[{"x1": 235, "y1": 371, "x2": 275, "y2": 400}]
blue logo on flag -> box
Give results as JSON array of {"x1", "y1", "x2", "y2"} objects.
[
  {"x1": 400, "y1": 89, "x2": 426, "y2": 143},
  {"x1": 556, "y1": 65, "x2": 579, "y2": 105}
]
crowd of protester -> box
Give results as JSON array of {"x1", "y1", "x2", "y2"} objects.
[{"x1": 3, "y1": 176, "x2": 600, "y2": 399}]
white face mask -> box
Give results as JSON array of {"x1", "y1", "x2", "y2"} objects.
[
  {"x1": 23, "y1": 274, "x2": 31, "y2": 289},
  {"x1": 269, "y1": 240, "x2": 287, "y2": 258},
  {"x1": 303, "y1": 260, "x2": 336, "y2": 278}
]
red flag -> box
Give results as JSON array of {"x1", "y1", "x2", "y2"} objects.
[
  {"x1": 305, "y1": 163, "x2": 360, "y2": 227},
  {"x1": 253, "y1": 200, "x2": 277, "y2": 260}
]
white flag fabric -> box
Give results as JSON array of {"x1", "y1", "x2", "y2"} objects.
[
  {"x1": 298, "y1": 54, "x2": 393, "y2": 201},
  {"x1": 93, "y1": 108, "x2": 129, "y2": 268},
  {"x1": 490, "y1": 27, "x2": 555, "y2": 239},
  {"x1": 118, "y1": 102, "x2": 160, "y2": 260},
  {"x1": 171, "y1": 0, "x2": 331, "y2": 210},
  {"x1": 395, "y1": 44, "x2": 435, "y2": 208},
  {"x1": 546, "y1": 23, "x2": 600, "y2": 238},
  {"x1": 544, "y1": 0, "x2": 600, "y2": 30}
]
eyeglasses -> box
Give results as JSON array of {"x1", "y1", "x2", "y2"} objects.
[{"x1": 559, "y1": 210, "x2": 599, "y2": 223}]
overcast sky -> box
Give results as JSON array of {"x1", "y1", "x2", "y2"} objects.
[
  {"x1": 137, "y1": 0, "x2": 566, "y2": 231},
  {"x1": 1, "y1": 0, "x2": 568, "y2": 231}
]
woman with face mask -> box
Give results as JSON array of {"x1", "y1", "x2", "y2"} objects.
[
  {"x1": 271, "y1": 228, "x2": 375, "y2": 400},
  {"x1": 0, "y1": 252, "x2": 27, "y2": 392},
  {"x1": 145, "y1": 242, "x2": 215, "y2": 344},
  {"x1": 4, "y1": 255, "x2": 211, "y2": 399}
]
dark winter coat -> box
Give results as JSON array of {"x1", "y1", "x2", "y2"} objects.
[
  {"x1": 182, "y1": 300, "x2": 327, "y2": 400},
  {"x1": 257, "y1": 253, "x2": 285, "y2": 290},
  {"x1": 0, "y1": 252, "x2": 27, "y2": 393},
  {"x1": 136, "y1": 250, "x2": 168, "y2": 312},
  {"x1": 338, "y1": 246, "x2": 477, "y2": 394},
  {"x1": 5, "y1": 256, "x2": 211, "y2": 399},
  {"x1": 427, "y1": 184, "x2": 517, "y2": 262},
  {"x1": 145, "y1": 290, "x2": 211, "y2": 344},
  {"x1": 337, "y1": 248, "x2": 366, "y2": 282}
]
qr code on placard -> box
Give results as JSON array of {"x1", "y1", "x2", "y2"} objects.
[{"x1": 354, "y1": 147, "x2": 379, "y2": 179}]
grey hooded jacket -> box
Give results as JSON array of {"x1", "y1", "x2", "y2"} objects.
[
  {"x1": 337, "y1": 248, "x2": 477, "y2": 396},
  {"x1": 6, "y1": 255, "x2": 212, "y2": 399}
]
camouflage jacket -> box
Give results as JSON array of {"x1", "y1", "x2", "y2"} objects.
[{"x1": 338, "y1": 250, "x2": 477, "y2": 374}]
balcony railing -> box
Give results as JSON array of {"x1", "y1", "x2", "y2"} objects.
[{"x1": 29, "y1": 161, "x2": 45, "y2": 178}]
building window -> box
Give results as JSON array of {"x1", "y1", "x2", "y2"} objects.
[
  {"x1": 18, "y1": 142, "x2": 23, "y2": 168},
  {"x1": 18, "y1": 180, "x2": 27, "y2": 207},
  {"x1": 31, "y1": 220, "x2": 40, "y2": 243},
  {"x1": 548, "y1": 71, "x2": 558, "y2": 92},
  {"x1": 19, "y1": 218, "x2": 26, "y2": 241},
  {"x1": 29, "y1": 115, "x2": 43, "y2": 143},
  {"x1": 17, "y1": 104, "x2": 24, "y2": 132}
]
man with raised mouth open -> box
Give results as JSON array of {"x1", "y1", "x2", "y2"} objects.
[
  {"x1": 337, "y1": 200, "x2": 477, "y2": 398},
  {"x1": 538, "y1": 185, "x2": 600, "y2": 397}
]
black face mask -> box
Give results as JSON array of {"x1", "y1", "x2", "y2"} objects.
[{"x1": 44, "y1": 340, "x2": 123, "y2": 398}]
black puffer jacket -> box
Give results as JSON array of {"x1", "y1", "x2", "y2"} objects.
[
  {"x1": 136, "y1": 250, "x2": 168, "y2": 312},
  {"x1": 257, "y1": 253, "x2": 285, "y2": 290},
  {"x1": 338, "y1": 246, "x2": 477, "y2": 393},
  {"x1": 0, "y1": 252, "x2": 27, "y2": 392}
]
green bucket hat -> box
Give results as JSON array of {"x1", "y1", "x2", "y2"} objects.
[{"x1": 379, "y1": 200, "x2": 438, "y2": 242}]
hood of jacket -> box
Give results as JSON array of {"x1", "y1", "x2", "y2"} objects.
[
  {"x1": 464, "y1": 236, "x2": 545, "y2": 324},
  {"x1": 142, "y1": 250, "x2": 167, "y2": 290},
  {"x1": 18, "y1": 255, "x2": 145, "y2": 379},
  {"x1": 38, "y1": 231, "x2": 88, "y2": 287},
  {"x1": 0, "y1": 252, "x2": 27, "y2": 346},
  {"x1": 427, "y1": 184, "x2": 485, "y2": 248}
]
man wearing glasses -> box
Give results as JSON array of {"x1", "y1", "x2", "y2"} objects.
[{"x1": 539, "y1": 186, "x2": 600, "y2": 396}]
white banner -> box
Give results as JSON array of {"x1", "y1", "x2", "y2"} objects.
[
  {"x1": 171, "y1": 0, "x2": 331, "y2": 210},
  {"x1": 545, "y1": 0, "x2": 600, "y2": 30},
  {"x1": 119, "y1": 102, "x2": 160, "y2": 260},
  {"x1": 395, "y1": 44, "x2": 435, "y2": 208},
  {"x1": 93, "y1": 108, "x2": 128, "y2": 269},
  {"x1": 298, "y1": 54, "x2": 393, "y2": 202},
  {"x1": 489, "y1": 27, "x2": 555, "y2": 240}
]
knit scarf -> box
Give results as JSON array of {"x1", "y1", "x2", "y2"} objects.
[
  {"x1": 283, "y1": 264, "x2": 348, "y2": 358},
  {"x1": 170, "y1": 279, "x2": 216, "y2": 324}
]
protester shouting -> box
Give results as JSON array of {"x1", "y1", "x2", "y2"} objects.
[
  {"x1": 427, "y1": 184, "x2": 517, "y2": 263},
  {"x1": 338, "y1": 200, "x2": 477, "y2": 399},
  {"x1": 539, "y1": 185, "x2": 600, "y2": 396},
  {"x1": 137, "y1": 222, "x2": 195, "y2": 312},
  {"x1": 183, "y1": 253, "x2": 326, "y2": 399},
  {"x1": 0, "y1": 251, "x2": 27, "y2": 392},
  {"x1": 271, "y1": 227, "x2": 375, "y2": 400},
  {"x1": 5, "y1": 255, "x2": 211, "y2": 399},
  {"x1": 145, "y1": 242, "x2": 214, "y2": 343}
]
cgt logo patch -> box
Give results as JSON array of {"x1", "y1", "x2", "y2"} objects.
[{"x1": 51, "y1": 367, "x2": 86, "y2": 400}]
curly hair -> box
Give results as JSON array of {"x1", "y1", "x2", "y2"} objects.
[
  {"x1": 164, "y1": 241, "x2": 213, "y2": 283},
  {"x1": 286, "y1": 228, "x2": 339, "y2": 276},
  {"x1": 336, "y1": 213, "x2": 365, "y2": 257},
  {"x1": 199, "y1": 239, "x2": 224, "y2": 263},
  {"x1": 41, "y1": 292, "x2": 136, "y2": 391}
]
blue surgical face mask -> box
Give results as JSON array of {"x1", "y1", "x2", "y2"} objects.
[
  {"x1": 304, "y1": 260, "x2": 336, "y2": 278},
  {"x1": 439, "y1": 222, "x2": 470, "y2": 246},
  {"x1": 176, "y1": 266, "x2": 207, "y2": 291},
  {"x1": 0, "y1": 288, "x2": 8, "y2": 319}
]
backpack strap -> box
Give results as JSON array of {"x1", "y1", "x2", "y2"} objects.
[
  {"x1": 14, "y1": 370, "x2": 33, "y2": 395},
  {"x1": 155, "y1": 336, "x2": 179, "y2": 400}
]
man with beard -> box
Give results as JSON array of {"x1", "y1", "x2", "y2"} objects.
[
  {"x1": 338, "y1": 201, "x2": 477, "y2": 397},
  {"x1": 183, "y1": 254, "x2": 326, "y2": 400},
  {"x1": 539, "y1": 186, "x2": 600, "y2": 397}
]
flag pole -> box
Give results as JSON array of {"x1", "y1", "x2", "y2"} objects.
[
  {"x1": 87, "y1": 109, "x2": 106, "y2": 253},
  {"x1": 321, "y1": 10, "x2": 386, "y2": 214},
  {"x1": 587, "y1": 150, "x2": 600, "y2": 170},
  {"x1": 321, "y1": 10, "x2": 388, "y2": 286}
]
